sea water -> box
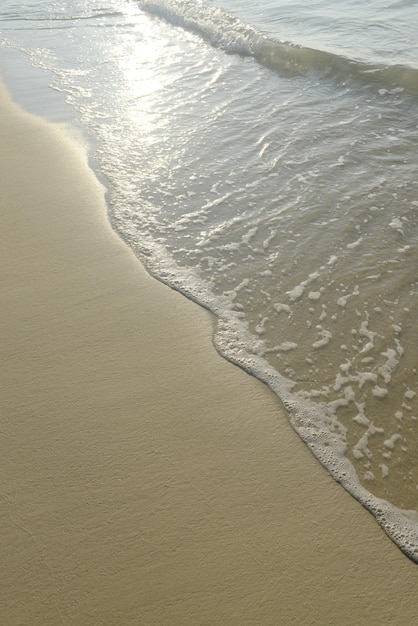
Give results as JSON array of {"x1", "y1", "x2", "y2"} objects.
[{"x1": 1, "y1": 0, "x2": 418, "y2": 561}]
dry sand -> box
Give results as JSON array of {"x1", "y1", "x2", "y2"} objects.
[{"x1": 1, "y1": 79, "x2": 418, "y2": 625}]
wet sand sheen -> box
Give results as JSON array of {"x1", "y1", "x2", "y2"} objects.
[{"x1": 1, "y1": 80, "x2": 418, "y2": 625}]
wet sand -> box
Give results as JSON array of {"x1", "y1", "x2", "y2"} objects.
[{"x1": 1, "y1": 79, "x2": 418, "y2": 625}]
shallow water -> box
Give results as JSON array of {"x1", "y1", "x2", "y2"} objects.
[{"x1": 2, "y1": 0, "x2": 418, "y2": 560}]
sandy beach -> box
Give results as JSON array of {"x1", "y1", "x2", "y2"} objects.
[{"x1": 1, "y1": 78, "x2": 418, "y2": 625}]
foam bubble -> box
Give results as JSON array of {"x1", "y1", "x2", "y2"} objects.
[
  {"x1": 378, "y1": 348, "x2": 399, "y2": 384},
  {"x1": 276, "y1": 342, "x2": 298, "y2": 352},
  {"x1": 364, "y1": 471, "x2": 375, "y2": 481},
  {"x1": 287, "y1": 284, "x2": 305, "y2": 301},
  {"x1": 380, "y1": 464, "x2": 389, "y2": 477},
  {"x1": 384, "y1": 434, "x2": 402, "y2": 449},
  {"x1": 312, "y1": 328, "x2": 332, "y2": 349},
  {"x1": 273, "y1": 301, "x2": 291, "y2": 315},
  {"x1": 242, "y1": 226, "x2": 258, "y2": 245},
  {"x1": 358, "y1": 372, "x2": 378, "y2": 388},
  {"x1": 308, "y1": 291, "x2": 321, "y2": 300},
  {"x1": 346, "y1": 237, "x2": 363, "y2": 249},
  {"x1": 389, "y1": 217, "x2": 405, "y2": 235}
]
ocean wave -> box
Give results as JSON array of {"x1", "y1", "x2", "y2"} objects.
[{"x1": 137, "y1": 0, "x2": 418, "y2": 92}]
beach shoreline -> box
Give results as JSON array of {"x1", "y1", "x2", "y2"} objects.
[{"x1": 1, "y1": 77, "x2": 418, "y2": 624}]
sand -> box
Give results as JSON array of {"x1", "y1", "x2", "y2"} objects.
[{"x1": 1, "y1": 79, "x2": 418, "y2": 625}]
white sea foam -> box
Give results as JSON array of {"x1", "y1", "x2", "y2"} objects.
[
  {"x1": 312, "y1": 327, "x2": 332, "y2": 349},
  {"x1": 242, "y1": 226, "x2": 258, "y2": 246},
  {"x1": 378, "y1": 348, "x2": 399, "y2": 384},
  {"x1": 358, "y1": 319, "x2": 376, "y2": 354},
  {"x1": 381, "y1": 464, "x2": 389, "y2": 477},
  {"x1": 337, "y1": 285, "x2": 360, "y2": 308},
  {"x1": 275, "y1": 341, "x2": 298, "y2": 352},
  {"x1": 384, "y1": 433, "x2": 402, "y2": 449},
  {"x1": 308, "y1": 291, "x2": 321, "y2": 300},
  {"x1": 353, "y1": 423, "x2": 384, "y2": 461},
  {"x1": 9, "y1": 0, "x2": 418, "y2": 563},
  {"x1": 389, "y1": 217, "x2": 405, "y2": 235},
  {"x1": 287, "y1": 284, "x2": 305, "y2": 301},
  {"x1": 346, "y1": 237, "x2": 363, "y2": 249},
  {"x1": 373, "y1": 385, "x2": 388, "y2": 398},
  {"x1": 273, "y1": 302, "x2": 291, "y2": 315},
  {"x1": 287, "y1": 272, "x2": 320, "y2": 302}
]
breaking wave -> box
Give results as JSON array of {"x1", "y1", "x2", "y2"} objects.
[{"x1": 138, "y1": 0, "x2": 418, "y2": 92}]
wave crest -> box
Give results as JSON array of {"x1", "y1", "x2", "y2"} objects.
[{"x1": 138, "y1": 0, "x2": 418, "y2": 92}]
